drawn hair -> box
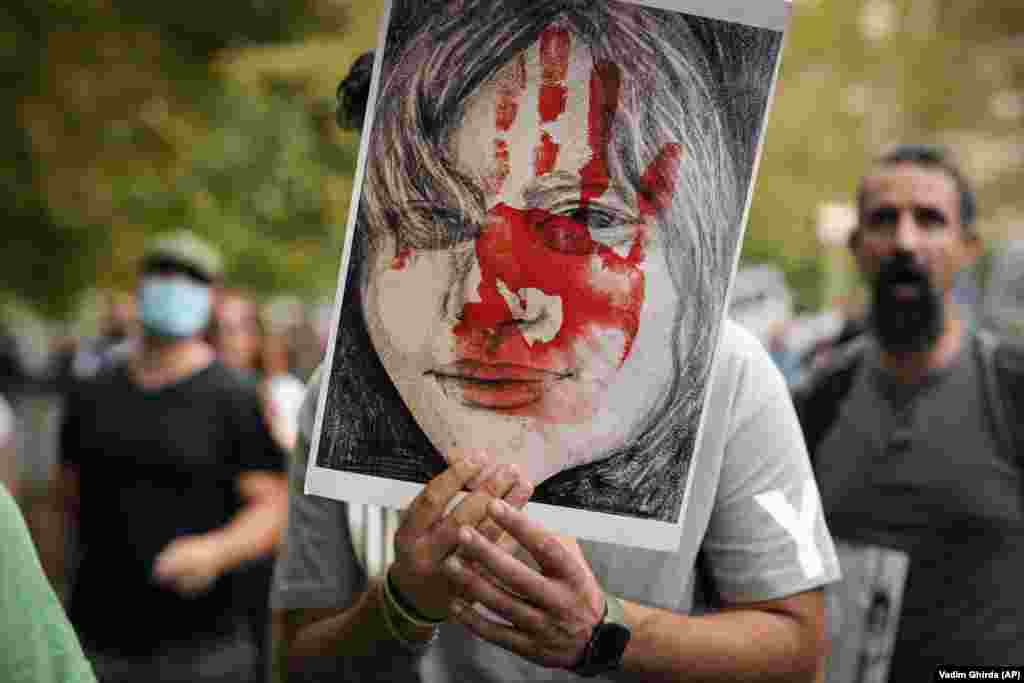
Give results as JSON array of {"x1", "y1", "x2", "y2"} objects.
[{"x1": 320, "y1": 0, "x2": 782, "y2": 522}]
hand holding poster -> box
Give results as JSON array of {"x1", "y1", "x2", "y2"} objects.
[{"x1": 306, "y1": 0, "x2": 790, "y2": 551}]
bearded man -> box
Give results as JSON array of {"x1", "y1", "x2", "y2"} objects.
[{"x1": 797, "y1": 144, "x2": 1024, "y2": 676}]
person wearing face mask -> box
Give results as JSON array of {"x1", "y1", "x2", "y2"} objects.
[
  {"x1": 49, "y1": 231, "x2": 289, "y2": 683},
  {"x1": 795, "y1": 145, "x2": 1024, "y2": 677}
]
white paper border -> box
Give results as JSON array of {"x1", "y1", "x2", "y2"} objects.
[{"x1": 306, "y1": 0, "x2": 791, "y2": 552}]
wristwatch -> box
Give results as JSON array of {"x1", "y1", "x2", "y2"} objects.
[{"x1": 571, "y1": 592, "x2": 632, "y2": 678}]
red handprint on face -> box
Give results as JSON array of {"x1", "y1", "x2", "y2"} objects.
[{"x1": 446, "y1": 28, "x2": 683, "y2": 422}]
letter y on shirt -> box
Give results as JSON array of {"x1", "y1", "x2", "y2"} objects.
[{"x1": 755, "y1": 480, "x2": 825, "y2": 580}]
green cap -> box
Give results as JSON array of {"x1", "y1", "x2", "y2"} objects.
[{"x1": 142, "y1": 230, "x2": 223, "y2": 283}]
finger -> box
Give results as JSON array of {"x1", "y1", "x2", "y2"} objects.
[
  {"x1": 455, "y1": 524, "x2": 571, "y2": 615},
  {"x1": 579, "y1": 60, "x2": 622, "y2": 206},
  {"x1": 465, "y1": 461, "x2": 500, "y2": 492},
  {"x1": 477, "y1": 476, "x2": 534, "y2": 546},
  {"x1": 492, "y1": 53, "x2": 527, "y2": 196},
  {"x1": 488, "y1": 498, "x2": 579, "y2": 581},
  {"x1": 450, "y1": 599, "x2": 538, "y2": 662},
  {"x1": 638, "y1": 143, "x2": 684, "y2": 219},
  {"x1": 422, "y1": 464, "x2": 520, "y2": 566},
  {"x1": 451, "y1": 464, "x2": 519, "y2": 529},
  {"x1": 403, "y1": 452, "x2": 486, "y2": 538},
  {"x1": 444, "y1": 555, "x2": 549, "y2": 635},
  {"x1": 534, "y1": 26, "x2": 571, "y2": 176}
]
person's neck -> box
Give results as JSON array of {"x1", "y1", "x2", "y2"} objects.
[
  {"x1": 878, "y1": 297, "x2": 965, "y2": 386},
  {"x1": 131, "y1": 334, "x2": 214, "y2": 390}
]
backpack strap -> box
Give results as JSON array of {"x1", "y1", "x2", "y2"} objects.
[
  {"x1": 792, "y1": 336, "x2": 870, "y2": 469},
  {"x1": 975, "y1": 329, "x2": 1024, "y2": 469}
]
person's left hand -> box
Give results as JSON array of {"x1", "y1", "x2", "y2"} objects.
[
  {"x1": 152, "y1": 534, "x2": 224, "y2": 597},
  {"x1": 442, "y1": 498, "x2": 606, "y2": 670}
]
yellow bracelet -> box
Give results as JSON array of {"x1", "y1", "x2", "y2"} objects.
[{"x1": 377, "y1": 582, "x2": 439, "y2": 654}]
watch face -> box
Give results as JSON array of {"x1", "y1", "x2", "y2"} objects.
[{"x1": 593, "y1": 622, "x2": 632, "y2": 670}]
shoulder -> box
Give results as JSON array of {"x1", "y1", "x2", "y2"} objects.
[
  {"x1": 791, "y1": 335, "x2": 869, "y2": 407},
  {"x1": 709, "y1": 320, "x2": 791, "y2": 429},
  {"x1": 194, "y1": 361, "x2": 261, "y2": 400}
]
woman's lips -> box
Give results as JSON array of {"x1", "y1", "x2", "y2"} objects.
[{"x1": 429, "y1": 361, "x2": 573, "y2": 410}]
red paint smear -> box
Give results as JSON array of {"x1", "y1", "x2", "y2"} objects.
[
  {"x1": 579, "y1": 61, "x2": 621, "y2": 206},
  {"x1": 453, "y1": 204, "x2": 645, "y2": 398},
  {"x1": 391, "y1": 248, "x2": 412, "y2": 271},
  {"x1": 493, "y1": 139, "x2": 511, "y2": 194},
  {"x1": 495, "y1": 54, "x2": 527, "y2": 132},
  {"x1": 534, "y1": 132, "x2": 559, "y2": 176},
  {"x1": 538, "y1": 86, "x2": 568, "y2": 125},
  {"x1": 538, "y1": 28, "x2": 570, "y2": 123},
  {"x1": 638, "y1": 143, "x2": 684, "y2": 219}
]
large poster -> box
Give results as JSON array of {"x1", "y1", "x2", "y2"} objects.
[{"x1": 306, "y1": 0, "x2": 790, "y2": 551}]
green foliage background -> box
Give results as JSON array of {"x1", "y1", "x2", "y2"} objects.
[{"x1": 2, "y1": 0, "x2": 1022, "y2": 320}]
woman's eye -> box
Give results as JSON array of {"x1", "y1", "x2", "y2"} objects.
[
  {"x1": 564, "y1": 207, "x2": 636, "y2": 248},
  {"x1": 532, "y1": 207, "x2": 633, "y2": 255},
  {"x1": 566, "y1": 206, "x2": 615, "y2": 231},
  {"x1": 534, "y1": 211, "x2": 595, "y2": 255}
]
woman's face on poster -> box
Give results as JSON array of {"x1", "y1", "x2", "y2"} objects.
[{"x1": 363, "y1": 31, "x2": 688, "y2": 484}]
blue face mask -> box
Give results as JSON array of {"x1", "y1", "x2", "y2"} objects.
[{"x1": 139, "y1": 276, "x2": 212, "y2": 339}]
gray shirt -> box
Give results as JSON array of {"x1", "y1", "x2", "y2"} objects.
[
  {"x1": 272, "y1": 320, "x2": 840, "y2": 681},
  {"x1": 816, "y1": 333, "x2": 1024, "y2": 673}
]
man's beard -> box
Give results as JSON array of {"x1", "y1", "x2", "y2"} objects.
[{"x1": 868, "y1": 251, "x2": 944, "y2": 354}]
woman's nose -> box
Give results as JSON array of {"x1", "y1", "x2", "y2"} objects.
[{"x1": 443, "y1": 243, "x2": 483, "y2": 323}]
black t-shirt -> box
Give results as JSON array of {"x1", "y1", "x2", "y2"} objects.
[{"x1": 60, "y1": 360, "x2": 286, "y2": 654}]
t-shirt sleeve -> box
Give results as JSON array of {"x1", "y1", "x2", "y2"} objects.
[
  {"x1": 271, "y1": 375, "x2": 365, "y2": 610},
  {"x1": 230, "y1": 381, "x2": 288, "y2": 475},
  {"x1": 701, "y1": 326, "x2": 841, "y2": 603}
]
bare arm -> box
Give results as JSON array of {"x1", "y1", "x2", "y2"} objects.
[
  {"x1": 153, "y1": 471, "x2": 288, "y2": 595},
  {"x1": 446, "y1": 500, "x2": 828, "y2": 682},
  {"x1": 215, "y1": 471, "x2": 289, "y2": 564},
  {"x1": 38, "y1": 464, "x2": 78, "y2": 597},
  {"x1": 616, "y1": 590, "x2": 826, "y2": 682}
]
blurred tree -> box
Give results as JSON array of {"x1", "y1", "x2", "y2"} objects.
[
  {"x1": 2, "y1": 0, "x2": 359, "y2": 318},
  {"x1": 744, "y1": 0, "x2": 1024, "y2": 311}
]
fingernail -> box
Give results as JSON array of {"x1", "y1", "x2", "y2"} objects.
[
  {"x1": 490, "y1": 499, "x2": 509, "y2": 516},
  {"x1": 446, "y1": 555, "x2": 463, "y2": 573},
  {"x1": 458, "y1": 526, "x2": 474, "y2": 544}
]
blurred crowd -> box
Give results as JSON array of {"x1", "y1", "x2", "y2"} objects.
[{"x1": 0, "y1": 282, "x2": 328, "y2": 497}]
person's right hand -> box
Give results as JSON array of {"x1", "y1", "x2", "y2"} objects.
[{"x1": 389, "y1": 451, "x2": 533, "y2": 621}]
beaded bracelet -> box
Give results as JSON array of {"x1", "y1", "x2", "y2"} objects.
[
  {"x1": 377, "y1": 581, "x2": 439, "y2": 654},
  {"x1": 384, "y1": 568, "x2": 447, "y2": 628}
]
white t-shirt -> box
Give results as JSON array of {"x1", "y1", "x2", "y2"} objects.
[{"x1": 272, "y1": 320, "x2": 840, "y2": 681}]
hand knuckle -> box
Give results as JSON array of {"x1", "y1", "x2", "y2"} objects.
[{"x1": 421, "y1": 488, "x2": 445, "y2": 511}]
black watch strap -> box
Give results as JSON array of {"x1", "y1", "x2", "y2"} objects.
[{"x1": 572, "y1": 593, "x2": 632, "y2": 678}]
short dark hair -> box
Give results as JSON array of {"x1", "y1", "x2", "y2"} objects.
[
  {"x1": 855, "y1": 144, "x2": 978, "y2": 243},
  {"x1": 335, "y1": 51, "x2": 374, "y2": 131}
]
